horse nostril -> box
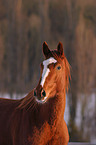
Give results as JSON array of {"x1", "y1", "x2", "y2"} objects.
[
  {"x1": 34, "y1": 90, "x2": 37, "y2": 96},
  {"x1": 42, "y1": 90, "x2": 46, "y2": 97}
]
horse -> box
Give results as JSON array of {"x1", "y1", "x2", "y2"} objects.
[{"x1": 0, "y1": 42, "x2": 70, "y2": 145}]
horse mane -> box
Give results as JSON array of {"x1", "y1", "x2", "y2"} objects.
[
  {"x1": 17, "y1": 90, "x2": 36, "y2": 111},
  {"x1": 64, "y1": 57, "x2": 71, "y2": 91}
]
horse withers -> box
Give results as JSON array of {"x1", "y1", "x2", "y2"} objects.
[{"x1": 0, "y1": 42, "x2": 70, "y2": 145}]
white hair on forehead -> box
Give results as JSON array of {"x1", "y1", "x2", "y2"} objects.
[{"x1": 40, "y1": 57, "x2": 57, "y2": 87}]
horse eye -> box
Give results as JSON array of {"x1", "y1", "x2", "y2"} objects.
[{"x1": 57, "y1": 66, "x2": 61, "y2": 70}]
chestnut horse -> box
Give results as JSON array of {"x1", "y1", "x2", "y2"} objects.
[{"x1": 0, "y1": 42, "x2": 70, "y2": 145}]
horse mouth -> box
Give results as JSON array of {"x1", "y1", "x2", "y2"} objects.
[{"x1": 35, "y1": 96, "x2": 48, "y2": 103}]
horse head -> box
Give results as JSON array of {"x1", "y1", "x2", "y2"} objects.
[{"x1": 34, "y1": 42, "x2": 70, "y2": 103}]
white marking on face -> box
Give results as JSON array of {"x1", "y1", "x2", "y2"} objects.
[{"x1": 40, "y1": 57, "x2": 57, "y2": 87}]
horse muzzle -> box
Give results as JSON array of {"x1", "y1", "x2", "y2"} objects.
[{"x1": 34, "y1": 88, "x2": 47, "y2": 103}]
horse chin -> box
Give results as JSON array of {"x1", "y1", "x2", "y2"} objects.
[{"x1": 35, "y1": 96, "x2": 48, "y2": 104}]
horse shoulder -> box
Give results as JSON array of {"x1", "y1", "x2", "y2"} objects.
[{"x1": 28, "y1": 122, "x2": 51, "y2": 144}]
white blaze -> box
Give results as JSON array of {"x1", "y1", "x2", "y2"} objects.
[{"x1": 40, "y1": 57, "x2": 57, "y2": 87}]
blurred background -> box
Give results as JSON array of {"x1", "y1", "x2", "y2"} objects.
[{"x1": 0, "y1": 0, "x2": 96, "y2": 143}]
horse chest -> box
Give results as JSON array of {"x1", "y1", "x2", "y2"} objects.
[{"x1": 28, "y1": 122, "x2": 52, "y2": 145}]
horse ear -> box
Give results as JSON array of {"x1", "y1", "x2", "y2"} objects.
[
  {"x1": 43, "y1": 41, "x2": 51, "y2": 58},
  {"x1": 57, "y1": 42, "x2": 64, "y2": 56}
]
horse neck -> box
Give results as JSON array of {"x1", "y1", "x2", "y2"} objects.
[
  {"x1": 36, "y1": 88, "x2": 66, "y2": 128},
  {"x1": 55, "y1": 80, "x2": 66, "y2": 112},
  {"x1": 49, "y1": 82, "x2": 66, "y2": 126},
  {"x1": 52, "y1": 89, "x2": 66, "y2": 118}
]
